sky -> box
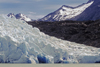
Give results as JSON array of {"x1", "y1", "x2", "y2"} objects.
[{"x1": 0, "y1": 0, "x2": 89, "y2": 20}]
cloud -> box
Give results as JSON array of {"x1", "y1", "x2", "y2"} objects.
[
  {"x1": 0, "y1": 0, "x2": 45, "y2": 3},
  {"x1": 29, "y1": 12, "x2": 36, "y2": 14},
  {"x1": 44, "y1": 5, "x2": 61, "y2": 10},
  {"x1": 67, "y1": 3, "x2": 82, "y2": 7},
  {"x1": 0, "y1": 0, "x2": 88, "y2": 20},
  {"x1": 43, "y1": 3, "x2": 84, "y2": 10},
  {"x1": 34, "y1": 0, "x2": 44, "y2": 2},
  {"x1": 27, "y1": 11, "x2": 45, "y2": 20},
  {"x1": 27, "y1": 14, "x2": 45, "y2": 20},
  {"x1": 0, "y1": 0, "x2": 20, "y2": 3}
]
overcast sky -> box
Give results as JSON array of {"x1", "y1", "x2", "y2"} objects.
[{"x1": 0, "y1": 0, "x2": 89, "y2": 20}]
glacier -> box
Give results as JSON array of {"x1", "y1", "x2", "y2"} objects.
[{"x1": 0, "y1": 15, "x2": 100, "y2": 63}]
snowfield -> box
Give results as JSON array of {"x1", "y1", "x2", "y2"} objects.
[{"x1": 0, "y1": 15, "x2": 100, "y2": 63}]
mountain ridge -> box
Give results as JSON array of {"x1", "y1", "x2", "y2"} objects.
[
  {"x1": 71, "y1": 0, "x2": 100, "y2": 21},
  {"x1": 39, "y1": 0, "x2": 94, "y2": 21},
  {"x1": 7, "y1": 13, "x2": 32, "y2": 22}
]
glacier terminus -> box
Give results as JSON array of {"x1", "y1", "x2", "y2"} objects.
[{"x1": 0, "y1": 15, "x2": 100, "y2": 63}]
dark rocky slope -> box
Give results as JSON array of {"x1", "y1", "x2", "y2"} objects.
[{"x1": 27, "y1": 20, "x2": 100, "y2": 48}]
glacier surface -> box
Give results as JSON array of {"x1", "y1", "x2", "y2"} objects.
[{"x1": 0, "y1": 15, "x2": 100, "y2": 63}]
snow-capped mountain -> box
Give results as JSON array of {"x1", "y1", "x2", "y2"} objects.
[
  {"x1": 7, "y1": 13, "x2": 32, "y2": 22},
  {"x1": 0, "y1": 15, "x2": 100, "y2": 63},
  {"x1": 71, "y1": 0, "x2": 100, "y2": 21},
  {"x1": 39, "y1": 0, "x2": 94, "y2": 21},
  {"x1": 7, "y1": 13, "x2": 15, "y2": 18}
]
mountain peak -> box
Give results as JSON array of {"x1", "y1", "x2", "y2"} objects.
[
  {"x1": 87, "y1": 0, "x2": 100, "y2": 3},
  {"x1": 39, "y1": 1, "x2": 94, "y2": 21},
  {"x1": 61, "y1": 5, "x2": 74, "y2": 9},
  {"x1": 87, "y1": 0, "x2": 94, "y2": 3},
  {"x1": 7, "y1": 13, "x2": 32, "y2": 22},
  {"x1": 7, "y1": 13, "x2": 15, "y2": 18},
  {"x1": 71, "y1": 0, "x2": 100, "y2": 21}
]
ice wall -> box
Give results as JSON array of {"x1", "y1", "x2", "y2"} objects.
[{"x1": 0, "y1": 15, "x2": 100, "y2": 63}]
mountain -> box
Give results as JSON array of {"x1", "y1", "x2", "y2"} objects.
[
  {"x1": 7, "y1": 13, "x2": 32, "y2": 22},
  {"x1": 39, "y1": 0, "x2": 94, "y2": 21},
  {"x1": 71, "y1": 0, "x2": 100, "y2": 21},
  {"x1": 0, "y1": 15, "x2": 100, "y2": 63}
]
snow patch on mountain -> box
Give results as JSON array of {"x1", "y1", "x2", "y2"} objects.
[
  {"x1": 0, "y1": 15, "x2": 100, "y2": 63},
  {"x1": 71, "y1": 0, "x2": 100, "y2": 21},
  {"x1": 39, "y1": 1, "x2": 94, "y2": 21},
  {"x1": 7, "y1": 13, "x2": 32, "y2": 22}
]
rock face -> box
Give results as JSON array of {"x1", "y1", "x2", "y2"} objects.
[
  {"x1": 27, "y1": 19, "x2": 100, "y2": 48},
  {"x1": 7, "y1": 13, "x2": 32, "y2": 22}
]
